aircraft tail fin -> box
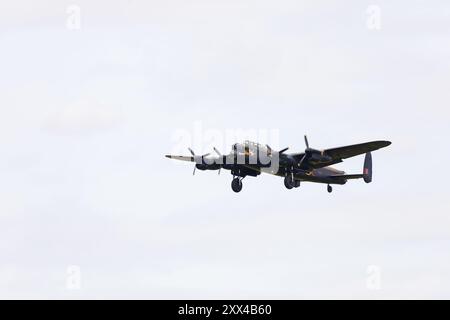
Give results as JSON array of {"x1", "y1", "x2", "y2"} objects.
[
  {"x1": 363, "y1": 152, "x2": 372, "y2": 183},
  {"x1": 330, "y1": 152, "x2": 372, "y2": 182}
]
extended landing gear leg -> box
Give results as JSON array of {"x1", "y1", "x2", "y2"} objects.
[
  {"x1": 231, "y1": 177, "x2": 243, "y2": 193},
  {"x1": 327, "y1": 184, "x2": 333, "y2": 193},
  {"x1": 284, "y1": 175, "x2": 294, "y2": 190}
]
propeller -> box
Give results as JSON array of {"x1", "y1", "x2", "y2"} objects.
[
  {"x1": 213, "y1": 147, "x2": 222, "y2": 175},
  {"x1": 298, "y1": 134, "x2": 330, "y2": 168},
  {"x1": 298, "y1": 135, "x2": 311, "y2": 168},
  {"x1": 188, "y1": 148, "x2": 210, "y2": 175},
  {"x1": 188, "y1": 148, "x2": 196, "y2": 175},
  {"x1": 266, "y1": 144, "x2": 289, "y2": 155},
  {"x1": 298, "y1": 153, "x2": 307, "y2": 168}
]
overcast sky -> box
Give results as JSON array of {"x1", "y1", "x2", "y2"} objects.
[{"x1": 1, "y1": 0, "x2": 450, "y2": 299}]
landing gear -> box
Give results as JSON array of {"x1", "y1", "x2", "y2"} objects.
[
  {"x1": 284, "y1": 175, "x2": 294, "y2": 189},
  {"x1": 294, "y1": 180, "x2": 301, "y2": 188},
  {"x1": 231, "y1": 178, "x2": 243, "y2": 193},
  {"x1": 327, "y1": 184, "x2": 333, "y2": 193}
]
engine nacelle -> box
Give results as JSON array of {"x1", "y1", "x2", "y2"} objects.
[
  {"x1": 195, "y1": 163, "x2": 221, "y2": 171},
  {"x1": 309, "y1": 151, "x2": 332, "y2": 163},
  {"x1": 231, "y1": 167, "x2": 260, "y2": 177}
]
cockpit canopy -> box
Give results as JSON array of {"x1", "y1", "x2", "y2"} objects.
[{"x1": 232, "y1": 140, "x2": 269, "y2": 155}]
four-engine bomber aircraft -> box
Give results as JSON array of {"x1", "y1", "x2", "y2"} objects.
[{"x1": 165, "y1": 136, "x2": 391, "y2": 193}]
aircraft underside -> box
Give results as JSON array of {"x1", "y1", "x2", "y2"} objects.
[{"x1": 230, "y1": 166, "x2": 348, "y2": 193}]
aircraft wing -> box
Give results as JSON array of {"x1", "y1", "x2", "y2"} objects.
[
  {"x1": 165, "y1": 155, "x2": 194, "y2": 162},
  {"x1": 166, "y1": 153, "x2": 262, "y2": 177},
  {"x1": 292, "y1": 140, "x2": 391, "y2": 170},
  {"x1": 323, "y1": 140, "x2": 391, "y2": 160}
]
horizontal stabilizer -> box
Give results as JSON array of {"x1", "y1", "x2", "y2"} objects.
[{"x1": 331, "y1": 174, "x2": 364, "y2": 180}]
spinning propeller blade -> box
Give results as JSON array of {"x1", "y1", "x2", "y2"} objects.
[
  {"x1": 188, "y1": 148, "x2": 212, "y2": 175},
  {"x1": 304, "y1": 135, "x2": 310, "y2": 149},
  {"x1": 213, "y1": 147, "x2": 222, "y2": 156}
]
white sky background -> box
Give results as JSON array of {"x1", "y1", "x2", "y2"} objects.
[{"x1": 0, "y1": 0, "x2": 449, "y2": 299}]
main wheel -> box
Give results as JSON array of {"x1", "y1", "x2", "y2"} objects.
[
  {"x1": 231, "y1": 178, "x2": 243, "y2": 193},
  {"x1": 294, "y1": 180, "x2": 301, "y2": 188},
  {"x1": 284, "y1": 175, "x2": 294, "y2": 189},
  {"x1": 327, "y1": 184, "x2": 333, "y2": 193}
]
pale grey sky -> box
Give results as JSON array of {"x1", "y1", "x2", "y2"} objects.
[{"x1": 0, "y1": 0, "x2": 449, "y2": 299}]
